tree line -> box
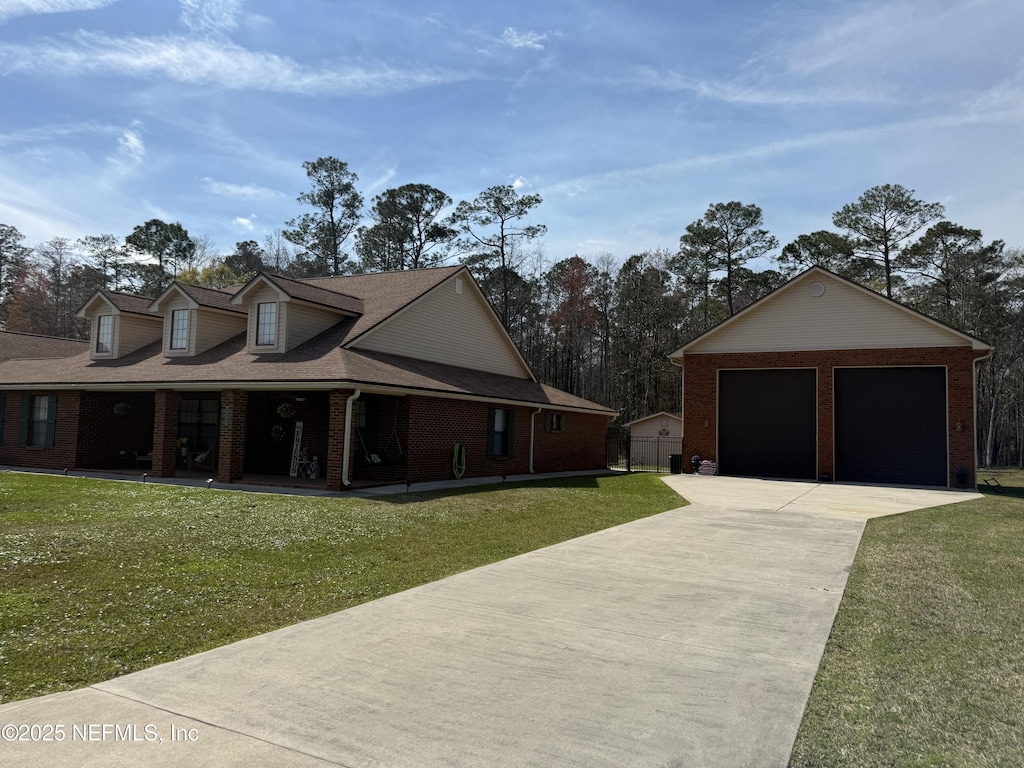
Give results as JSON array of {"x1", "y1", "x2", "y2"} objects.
[{"x1": 0, "y1": 165, "x2": 1021, "y2": 467}]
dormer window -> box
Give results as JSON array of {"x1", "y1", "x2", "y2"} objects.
[
  {"x1": 96, "y1": 315, "x2": 112, "y2": 354},
  {"x1": 256, "y1": 302, "x2": 277, "y2": 346},
  {"x1": 170, "y1": 309, "x2": 189, "y2": 350}
]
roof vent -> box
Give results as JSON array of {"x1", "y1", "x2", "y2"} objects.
[
  {"x1": 455, "y1": 278, "x2": 463, "y2": 295},
  {"x1": 808, "y1": 281, "x2": 825, "y2": 298}
]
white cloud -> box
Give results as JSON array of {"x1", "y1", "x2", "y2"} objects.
[
  {"x1": 366, "y1": 167, "x2": 396, "y2": 193},
  {"x1": 501, "y1": 28, "x2": 552, "y2": 50},
  {"x1": 179, "y1": 0, "x2": 241, "y2": 36},
  {"x1": 0, "y1": 0, "x2": 120, "y2": 24},
  {"x1": 625, "y1": 67, "x2": 895, "y2": 106},
  {"x1": 202, "y1": 177, "x2": 281, "y2": 200},
  {"x1": 543, "y1": 109, "x2": 1017, "y2": 198},
  {"x1": 114, "y1": 128, "x2": 145, "y2": 164},
  {"x1": 511, "y1": 175, "x2": 528, "y2": 190},
  {"x1": 0, "y1": 32, "x2": 471, "y2": 95},
  {"x1": 233, "y1": 216, "x2": 254, "y2": 231}
]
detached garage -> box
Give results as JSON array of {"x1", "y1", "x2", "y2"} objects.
[{"x1": 670, "y1": 267, "x2": 990, "y2": 488}]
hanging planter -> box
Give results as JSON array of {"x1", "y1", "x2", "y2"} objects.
[
  {"x1": 276, "y1": 402, "x2": 296, "y2": 418},
  {"x1": 271, "y1": 424, "x2": 286, "y2": 442},
  {"x1": 113, "y1": 402, "x2": 130, "y2": 416}
]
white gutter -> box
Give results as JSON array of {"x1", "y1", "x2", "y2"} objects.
[
  {"x1": 670, "y1": 355, "x2": 685, "y2": 440},
  {"x1": 341, "y1": 389, "x2": 361, "y2": 487},
  {"x1": 973, "y1": 350, "x2": 993, "y2": 480},
  {"x1": 0, "y1": 380, "x2": 613, "y2": 416},
  {"x1": 529, "y1": 406, "x2": 542, "y2": 473}
]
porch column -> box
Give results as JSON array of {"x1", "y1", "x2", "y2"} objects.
[
  {"x1": 325, "y1": 388, "x2": 352, "y2": 491},
  {"x1": 152, "y1": 389, "x2": 179, "y2": 478},
  {"x1": 217, "y1": 390, "x2": 249, "y2": 484}
]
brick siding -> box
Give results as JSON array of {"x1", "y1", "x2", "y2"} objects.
[
  {"x1": 217, "y1": 390, "x2": 249, "y2": 483},
  {"x1": 76, "y1": 392, "x2": 156, "y2": 470},
  {"x1": 1, "y1": 387, "x2": 609, "y2": 487},
  {"x1": 152, "y1": 390, "x2": 180, "y2": 478},
  {"x1": 683, "y1": 346, "x2": 979, "y2": 486},
  {"x1": 404, "y1": 397, "x2": 607, "y2": 483},
  {"x1": 0, "y1": 390, "x2": 81, "y2": 470}
]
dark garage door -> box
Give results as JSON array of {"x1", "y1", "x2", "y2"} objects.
[
  {"x1": 835, "y1": 367, "x2": 947, "y2": 486},
  {"x1": 718, "y1": 369, "x2": 817, "y2": 480}
]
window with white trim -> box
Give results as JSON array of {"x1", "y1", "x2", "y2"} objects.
[
  {"x1": 487, "y1": 407, "x2": 514, "y2": 457},
  {"x1": 96, "y1": 315, "x2": 112, "y2": 354},
  {"x1": 22, "y1": 394, "x2": 55, "y2": 448},
  {"x1": 170, "y1": 309, "x2": 189, "y2": 350},
  {"x1": 256, "y1": 302, "x2": 277, "y2": 346}
]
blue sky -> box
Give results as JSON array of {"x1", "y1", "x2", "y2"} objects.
[{"x1": 1, "y1": 0, "x2": 1022, "y2": 270}]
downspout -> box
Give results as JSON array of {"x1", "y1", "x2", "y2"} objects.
[
  {"x1": 529, "y1": 407, "x2": 542, "y2": 473},
  {"x1": 973, "y1": 350, "x2": 993, "y2": 483},
  {"x1": 671, "y1": 355, "x2": 685, "y2": 451},
  {"x1": 342, "y1": 389, "x2": 361, "y2": 487}
]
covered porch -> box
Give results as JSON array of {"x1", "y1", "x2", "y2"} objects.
[{"x1": 145, "y1": 388, "x2": 410, "y2": 490}]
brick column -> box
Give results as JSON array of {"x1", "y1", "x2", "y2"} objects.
[
  {"x1": 217, "y1": 390, "x2": 249, "y2": 484},
  {"x1": 152, "y1": 390, "x2": 179, "y2": 477},
  {"x1": 325, "y1": 389, "x2": 353, "y2": 491}
]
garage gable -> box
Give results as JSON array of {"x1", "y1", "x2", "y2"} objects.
[{"x1": 674, "y1": 267, "x2": 987, "y2": 356}]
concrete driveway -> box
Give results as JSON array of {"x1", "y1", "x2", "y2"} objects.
[{"x1": 1, "y1": 477, "x2": 979, "y2": 767}]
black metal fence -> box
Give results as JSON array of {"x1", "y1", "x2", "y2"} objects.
[{"x1": 607, "y1": 435, "x2": 683, "y2": 473}]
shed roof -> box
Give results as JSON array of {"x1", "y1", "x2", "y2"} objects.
[{"x1": 0, "y1": 331, "x2": 88, "y2": 362}]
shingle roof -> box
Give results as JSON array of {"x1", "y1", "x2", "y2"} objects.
[
  {"x1": 302, "y1": 266, "x2": 463, "y2": 342},
  {"x1": 0, "y1": 326, "x2": 614, "y2": 413},
  {"x1": 0, "y1": 266, "x2": 614, "y2": 414},
  {"x1": 174, "y1": 283, "x2": 245, "y2": 314},
  {"x1": 98, "y1": 289, "x2": 158, "y2": 316},
  {"x1": 256, "y1": 274, "x2": 365, "y2": 315},
  {"x1": 0, "y1": 331, "x2": 89, "y2": 362}
]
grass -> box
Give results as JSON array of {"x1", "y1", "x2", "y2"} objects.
[
  {"x1": 0, "y1": 470, "x2": 683, "y2": 704},
  {"x1": 790, "y1": 468, "x2": 1024, "y2": 767}
]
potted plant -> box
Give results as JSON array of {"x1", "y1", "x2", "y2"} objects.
[
  {"x1": 955, "y1": 466, "x2": 969, "y2": 486},
  {"x1": 177, "y1": 437, "x2": 189, "y2": 456}
]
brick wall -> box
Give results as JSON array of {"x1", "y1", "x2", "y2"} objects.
[
  {"x1": 217, "y1": 390, "x2": 248, "y2": 483},
  {"x1": 403, "y1": 397, "x2": 608, "y2": 483},
  {"x1": 0, "y1": 390, "x2": 81, "y2": 470},
  {"x1": 152, "y1": 390, "x2": 180, "y2": 477},
  {"x1": 405, "y1": 397, "x2": 528, "y2": 482},
  {"x1": 682, "y1": 346, "x2": 980, "y2": 486},
  {"x1": 533, "y1": 410, "x2": 609, "y2": 472},
  {"x1": 325, "y1": 389, "x2": 353, "y2": 491},
  {"x1": 76, "y1": 392, "x2": 155, "y2": 470}
]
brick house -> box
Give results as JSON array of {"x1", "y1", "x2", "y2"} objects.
[
  {"x1": 0, "y1": 267, "x2": 614, "y2": 489},
  {"x1": 669, "y1": 266, "x2": 991, "y2": 488}
]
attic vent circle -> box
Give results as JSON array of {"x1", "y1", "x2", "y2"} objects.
[{"x1": 808, "y1": 281, "x2": 825, "y2": 298}]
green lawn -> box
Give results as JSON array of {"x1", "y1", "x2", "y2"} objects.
[
  {"x1": 790, "y1": 469, "x2": 1024, "y2": 767},
  {"x1": 0, "y1": 470, "x2": 682, "y2": 704}
]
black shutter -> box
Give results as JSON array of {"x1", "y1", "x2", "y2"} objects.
[
  {"x1": 487, "y1": 407, "x2": 497, "y2": 457},
  {"x1": 45, "y1": 394, "x2": 57, "y2": 449},
  {"x1": 506, "y1": 409, "x2": 515, "y2": 456},
  {"x1": 19, "y1": 394, "x2": 30, "y2": 447}
]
